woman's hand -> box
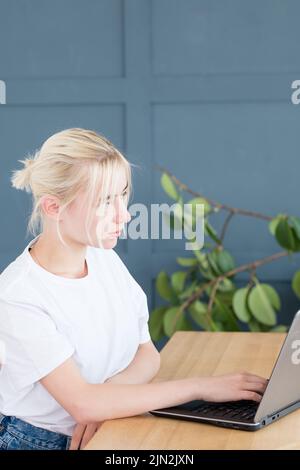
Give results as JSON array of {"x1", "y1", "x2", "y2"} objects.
[
  {"x1": 198, "y1": 372, "x2": 268, "y2": 403},
  {"x1": 69, "y1": 422, "x2": 103, "y2": 450}
]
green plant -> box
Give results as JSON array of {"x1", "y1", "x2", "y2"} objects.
[{"x1": 149, "y1": 168, "x2": 300, "y2": 341}]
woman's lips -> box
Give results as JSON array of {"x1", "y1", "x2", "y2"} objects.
[{"x1": 109, "y1": 230, "x2": 121, "y2": 237}]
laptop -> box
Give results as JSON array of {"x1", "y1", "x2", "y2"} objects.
[{"x1": 149, "y1": 310, "x2": 300, "y2": 431}]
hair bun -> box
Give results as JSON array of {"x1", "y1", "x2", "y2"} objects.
[
  {"x1": 11, "y1": 157, "x2": 35, "y2": 193},
  {"x1": 24, "y1": 158, "x2": 34, "y2": 169}
]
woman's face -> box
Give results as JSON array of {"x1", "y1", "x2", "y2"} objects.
[{"x1": 61, "y1": 172, "x2": 131, "y2": 249}]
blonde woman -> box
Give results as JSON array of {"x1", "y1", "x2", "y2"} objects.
[{"x1": 0, "y1": 128, "x2": 267, "y2": 450}]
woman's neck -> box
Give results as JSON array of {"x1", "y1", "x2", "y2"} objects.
[{"x1": 29, "y1": 232, "x2": 88, "y2": 279}]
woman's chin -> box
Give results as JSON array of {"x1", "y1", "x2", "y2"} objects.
[{"x1": 101, "y1": 236, "x2": 118, "y2": 249}]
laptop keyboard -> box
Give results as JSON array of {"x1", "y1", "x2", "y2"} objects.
[{"x1": 194, "y1": 400, "x2": 259, "y2": 422}]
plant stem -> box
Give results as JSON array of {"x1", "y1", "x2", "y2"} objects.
[
  {"x1": 220, "y1": 212, "x2": 235, "y2": 244},
  {"x1": 207, "y1": 278, "x2": 220, "y2": 321},
  {"x1": 180, "y1": 251, "x2": 289, "y2": 312},
  {"x1": 156, "y1": 166, "x2": 273, "y2": 222}
]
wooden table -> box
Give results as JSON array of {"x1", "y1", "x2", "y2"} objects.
[{"x1": 84, "y1": 332, "x2": 300, "y2": 450}]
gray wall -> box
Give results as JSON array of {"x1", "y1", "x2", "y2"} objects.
[{"x1": 0, "y1": 0, "x2": 300, "y2": 340}]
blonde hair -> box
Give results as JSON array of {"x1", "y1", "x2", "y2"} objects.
[{"x1": 11, "y1": 128, "x2": 134, "y2": 246}]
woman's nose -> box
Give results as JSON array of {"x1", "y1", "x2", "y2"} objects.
[{"x1": 114, "y1": 198, "x2": 131, "y2": 225}]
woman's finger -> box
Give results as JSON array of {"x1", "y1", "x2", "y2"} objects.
[
  {"x1": 79, "y1": 423, "x2": 99, "y2": 449},
  {"x1": 69, "y1": 423, "x2": 86, "y2": 450},
  {"x1": 240, "y1": 390, "x2": 263, "y2": 402},
  {"x1": 243, "y1": 381, "x2": 267, "y2": 394},
  {"x1": 240, "y1": 372, "x2": 268, "y2": 384}
]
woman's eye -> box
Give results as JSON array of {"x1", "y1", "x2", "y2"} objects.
[
  {"x1": 96, "y1": 199, "x2": 110, "y2": 207},
  {"x1": 97, "y1": 192, "x2": 127, "y2": 207}
]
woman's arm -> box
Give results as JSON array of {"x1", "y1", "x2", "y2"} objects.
[
  {"x1": 70, "y1": 341, "x2": 160, "y2": 449},
  {"x1": 40, "y1": 357, "x2": 267, "y2": 426},
  {"x1": 105, "y1": 340, "x2": 161, "y2": 385}
]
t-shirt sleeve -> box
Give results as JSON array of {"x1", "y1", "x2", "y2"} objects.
[
  {"x1": 0, "y1": 297, "x2": 75, "y2": 391},
  {"x1": 109, "y1": 249, "x2": 151, "y2": 345},
  {"x1": 127, "y1": 275, "x2": 151, "y2": 345}
]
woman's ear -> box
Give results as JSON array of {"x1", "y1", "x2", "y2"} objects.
[{"x1": 40, "y1": 195, "x2": 61, "y2": 220}]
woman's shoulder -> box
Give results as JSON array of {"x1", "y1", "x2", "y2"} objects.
[
  {"x1": 0, "y1": 259, "x2": 26, "y2": 293},
  {"x1": 0, "y1": 253, "x2": 39, "y2": 305}
]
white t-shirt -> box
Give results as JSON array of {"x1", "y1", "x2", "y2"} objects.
[{"x1": 0, "y1": 235, "x2": 151, "y2": 436}]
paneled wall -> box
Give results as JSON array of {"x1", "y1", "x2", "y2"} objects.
[{"x1": 0, "y1": 1, "x2": 299, "y2": 337}]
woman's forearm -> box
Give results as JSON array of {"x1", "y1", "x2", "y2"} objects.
[
  {"x1": 79, "y1": 377, "x2": 199, "y2": 424},
  {"x1": 77, "y1": 371, "x2": 267, "y2": 424},
  {"x1": 105, "y1": 343, "x2": 161, "y2": 385}
]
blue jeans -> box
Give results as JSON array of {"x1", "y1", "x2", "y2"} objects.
[{"x1": 0, "y1": 413, "x2": 72, "y2": 450}]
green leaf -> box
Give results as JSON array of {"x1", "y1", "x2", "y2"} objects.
[
  {"x1": 270, "y1": 325, "x2": 287, "y2": 332},
  {"x1": 275, "y1": 218, "x2": 296, "y2": 251},
  {"x1": 217, "y1": 290, "x2": 235, "y2": 305},
  {"x1": 171, "y1": 271, "x2": 187, "y2": 294},
  {"x1": 186, "y1": 197, "x2": 211, "y2": 216},
  {"x1": 291, "y1": 229, "x2": 300, "y2": 251},
  {"x1": 199, "y1": 266, "x2": 215, "y2": 281},
  {"x1": 156, "y1": 271, "x2": 173, "y2": 301},
  {"x1": 213, "y1": 299, "x2": 240, "y2": 331},
  {"x1": 289, "y1": 216, "x2": 300, "y2": 240},
  {"x1": 177, "y1": 194, "x2": 184, "y2": 207},
  {"x1": 292, "y1": 271, "x2": 300, "y2": 299},
  {"x1": 232, "y1": 288, "x2": 252, "y2": 323},
  {"x1": 149, "y1": 306, "x2": 167, "y2": 341},
  {"x1": 183, "y1": 206, "x2": 195, "y2": 230},
  {"x1": 207, "y1": 252, "x2": 223, "y2": 276},
  {"x1": 189, "y1": 300, "x2": 207, "y2": 317},
  {"x1": 178, "y1": 280, "x2": 199, "y2": 300},
  {"x1": 161, "y1": 173, "x2": 179, "y2": 201},
  {"x1": 188, "y1": 301, "x2": 211, "y2": 330},
  {"x1": 193, "y1": 250, "x2": 208, "y2": 267},
  {"x1": 259, "y1": 284, "x2": 281, "y2": 310},
  {"x1": 217, "y1": 278, "x2": 235, "y2": 292},
  {"x1": 248, "y1": 319, "x2": 263, "y2": 332},
  {"x1": 163, "y1": 307, "x2": 180, "y2": 337},
  {"x1": 163, "y1": 307, "x2": 193, "y2": 337},
  {"x1": 204, "y1": 221, "x2": 221, "y2": 244},
  {"x1": 210, "y1": 321, "x2": 224, "y2": 331},
  {"x1": 289, "y1": 217, "x2": 300, "y2": 252},
  {"x1": 248, "y1": 283, "x2": 277, "y2": 326},
  {"x1": 269, "y1": 216, "x2": 282, "y2": 236},
  {"x1": 176, "y1": 256, "x2": 198, "y2": 267},
  {"x1": 216, "y1": 250, "x2": 235, "y2": 273}
]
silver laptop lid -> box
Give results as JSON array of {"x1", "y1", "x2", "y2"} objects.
[{"x1": 255, "y1": 310, "x2": 300, "y2": 422}]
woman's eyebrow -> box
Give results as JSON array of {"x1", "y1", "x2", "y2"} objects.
[{"x1": 103, "y1": 183, "x2": 129, "y2": 200}]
